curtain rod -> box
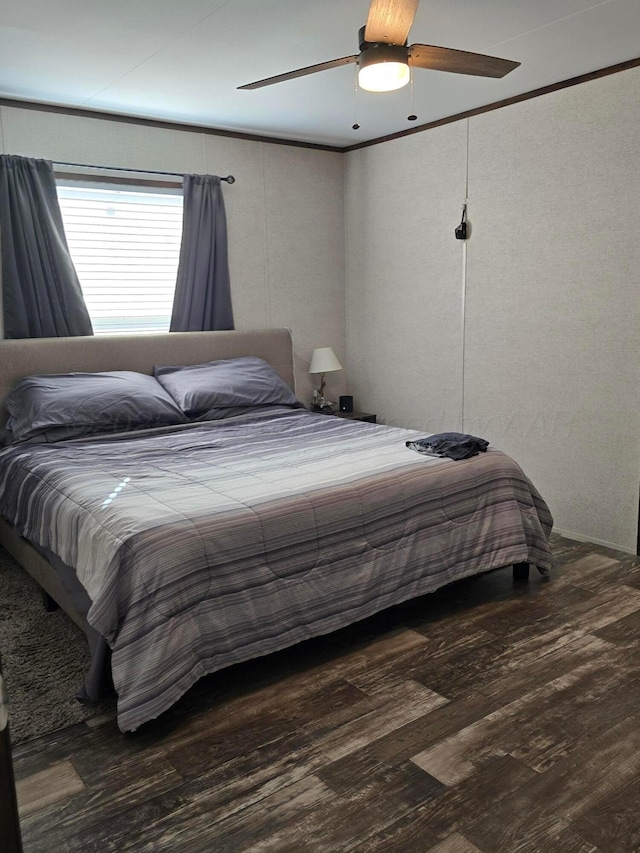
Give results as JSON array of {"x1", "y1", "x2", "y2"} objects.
[{"x1": 53, "y1": 160, "x2": 235, "y2": 183}]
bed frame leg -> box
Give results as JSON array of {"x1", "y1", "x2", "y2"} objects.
[
  {"x1": 513, "y1": 562, "x2": 530, "y2": 582},
  {"x1": 41, "y1": 589, "x2": 59, "y2": 612}
]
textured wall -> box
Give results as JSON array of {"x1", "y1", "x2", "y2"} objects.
[
  {"x1": 464, "y1": 69, "x2": 640, "y2": 552},
  {"x1": 346, "y1": 67, "x2": 640, "y2": 552},
  {"x1": 0, "y1": 105, "x2": 346, "y2": 401},
  {"x1": 345, "y1": 123, "x2": 468, "y2": 432}
]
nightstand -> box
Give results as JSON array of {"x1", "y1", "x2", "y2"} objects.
[{"x1": 331, "y1": 410, "x2": 377, "y2": 424}]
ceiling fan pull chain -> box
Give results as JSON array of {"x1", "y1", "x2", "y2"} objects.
[
  {"x1": 352, "y1": 65, "x2": 361, "y2": 130},
  {"x1": 407, "y1": 64, "x2": 417, "y2": 121}
]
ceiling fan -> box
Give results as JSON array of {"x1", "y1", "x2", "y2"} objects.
[{"x1": 239, "y1": 0, "x2": 520, "y2": 93}]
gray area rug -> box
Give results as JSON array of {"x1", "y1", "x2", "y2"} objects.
[{"x1": 0, "y1": 548, "x2": 115, "y2": 745}]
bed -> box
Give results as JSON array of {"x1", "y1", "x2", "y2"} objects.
[{"x1": 0, "y1": 328, "x2": 553, "y2": 732}]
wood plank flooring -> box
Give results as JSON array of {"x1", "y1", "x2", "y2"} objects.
[{"x1": 10, "y1": 535, "x2": 640, "y2": 852}]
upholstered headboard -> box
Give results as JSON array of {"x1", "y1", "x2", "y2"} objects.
[{"x1": 0, "y1": 328, "x2": 296, "y2": 419}]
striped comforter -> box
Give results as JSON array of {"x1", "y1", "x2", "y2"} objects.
[{"x1": 0, "y1": 408, "x2": 553, "y2": 732}]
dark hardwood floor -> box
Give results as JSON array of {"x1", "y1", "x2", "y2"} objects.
[{"x1": 11, "y1": 535, "x2": 640, "y2": 852}]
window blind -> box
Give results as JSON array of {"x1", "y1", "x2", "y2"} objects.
[{"x1": 57, "y1": 185, "x2": 183, "y2": 335}]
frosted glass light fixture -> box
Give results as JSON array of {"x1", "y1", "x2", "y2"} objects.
[{"x1": 358, "y1": 43, "x2": 410, "y2": 92}]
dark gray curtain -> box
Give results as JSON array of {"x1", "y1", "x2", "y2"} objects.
[
  {"x1": 0, "y1": 155, "x2": 93, "y2": 338},
  {"x1": 170, "y1": 174, "x2": 234, "y2": 332}
]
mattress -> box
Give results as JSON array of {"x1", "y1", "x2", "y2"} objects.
[{"x1": 0, "y1": 408, "x2": 553, "y2": 731}]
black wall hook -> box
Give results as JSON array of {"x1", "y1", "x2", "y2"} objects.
[{"x1": 455, "y1": 205, "x2": 469, "y2": 240}]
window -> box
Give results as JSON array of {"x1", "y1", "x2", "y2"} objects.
[{"x1": 57, "y1": 184, "x2": 183, "y2": 335}]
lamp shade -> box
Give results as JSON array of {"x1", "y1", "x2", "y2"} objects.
[{"x1": 309, "y1": 347, "x2": 342, "y2": 374}]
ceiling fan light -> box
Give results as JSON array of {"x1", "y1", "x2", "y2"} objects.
[
  {"x1": 358, "y1": 61, "x2": 410, "y2": 92},
  {"x1": 358, "y1": 43, "x2": 410, "y2": 92}
]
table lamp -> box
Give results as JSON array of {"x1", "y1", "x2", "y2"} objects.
[{"x1": 309, "y1": 347, "x2": 342, "y2": 410}]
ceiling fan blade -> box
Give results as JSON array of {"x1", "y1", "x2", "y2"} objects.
[
  {"x1": 238, "y1": 55, "x2": 358, "y2": 90},
  {"x1": 364, "y1": 0, "x2": 419, "y2": 45},
  {"x1": 409, "y1": 44, "x2": 520, "y2": 78}
]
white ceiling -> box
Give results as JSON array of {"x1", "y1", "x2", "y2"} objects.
[{"x1": 0, "y1": 0, "x2": 638, "y2": 149}]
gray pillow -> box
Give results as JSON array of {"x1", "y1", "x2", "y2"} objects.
[
  {"x1": 154, "y1": 356, "x2": 300, "y2": 417},
  {"x1": 5, "y1": 371, "x2": 187, "y2": 443}
]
